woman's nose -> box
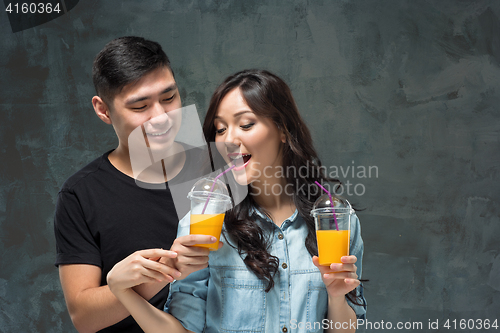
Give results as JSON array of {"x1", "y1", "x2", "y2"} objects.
[{"x1": 224, "y1": 128, "x2": 241, "y2": 147}]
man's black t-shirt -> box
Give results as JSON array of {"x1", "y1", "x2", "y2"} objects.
[{"x1": 54, "y1": 145, "x2": 209, "y2": 332}]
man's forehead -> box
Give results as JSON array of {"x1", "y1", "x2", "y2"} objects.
[{"x1": 114, "y1": 67, "x2": 177, "y2": 103}]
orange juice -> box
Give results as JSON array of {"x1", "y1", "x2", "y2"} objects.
[
  {"x1": 190, "y1": 214, "x2": 225, "y2": 251},
  {"x1": 316, "y1": 229, "x2": 350, "y2": 266}
]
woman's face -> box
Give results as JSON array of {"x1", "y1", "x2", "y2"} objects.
[{"x1": 214, "y1": 88, "x2": 285, "y2": 186}]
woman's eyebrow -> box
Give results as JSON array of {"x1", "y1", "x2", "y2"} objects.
[{"x1": 214, "y1": 110, "x2": 253, "y2": 120}]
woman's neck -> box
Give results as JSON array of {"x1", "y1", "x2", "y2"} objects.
[{"x1": 251, "y1": 177, "x2": 296, "y2": 227}]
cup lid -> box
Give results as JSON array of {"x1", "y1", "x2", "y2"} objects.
[
  {"x1": 188, "y1": 177, "x2": 230, "y2": 200},
  {"x1": 310, "y1": 193, "x2": 353, "y2": 216}
]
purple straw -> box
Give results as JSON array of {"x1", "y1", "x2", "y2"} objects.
[
  {"x1": 314, "y1": 181, "x2": 339, "y2": 231},
  {"x1": 201, "y1": 164, "x2": 236, "y2": 214}
]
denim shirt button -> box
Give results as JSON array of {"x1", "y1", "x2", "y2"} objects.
[
  {"x1": 282, "y1": 263, "x2": 288, "y2": 269},
  {"x1": 282, "y1": 326, "x2": 288, "y2": 332},
  {"x1": 278, "y1": 233, "x2": 284, "y2": 240}
]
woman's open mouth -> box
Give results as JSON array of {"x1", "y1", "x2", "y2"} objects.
[{"x1": 228, "y1": 153, "x2": 251, "y2": 170}]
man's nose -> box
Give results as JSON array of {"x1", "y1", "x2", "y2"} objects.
[
  {"x1": 151, "y1": 101, "x2": 167, "y2": 117},
  {"x1": 148, "y1": 103, "x2": 169, "y2": 124}
]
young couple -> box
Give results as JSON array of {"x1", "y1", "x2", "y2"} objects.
[{"x1": 54, "y1": 36, "x2": 366, "y2": 333}]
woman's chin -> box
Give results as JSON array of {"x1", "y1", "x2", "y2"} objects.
[{"x1": 231, "y1": 170, "x2": 250, "y2": 186}]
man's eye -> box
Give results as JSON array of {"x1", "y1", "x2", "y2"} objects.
[
  {"x1": 241, "y1": 123, "x2": 254, "y2": 129},
  {"x1": 163, "y1": 94, "x2": 175, "y2": 102},
  {"x1": 133, "y1": 105, "x2": 147, "y2": 110}
]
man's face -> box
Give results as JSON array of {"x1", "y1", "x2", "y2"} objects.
[{"x1": 108, "y1": 66, "x2": 182, "y2": 155}]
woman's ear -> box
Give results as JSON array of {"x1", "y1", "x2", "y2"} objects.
[
  {"x1": 92, "y1": 96, "x2": 112, "y2": 125},
  {"x1": 276, "y1": 123, "x2": 287, "y2": 143}
]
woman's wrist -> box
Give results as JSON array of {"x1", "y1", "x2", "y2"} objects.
[
  {"x1": 328, "y1": 294, "x2": 348, "y2": 309},
  {"x1": 109, "y1": 283, "x2": 133, "y2": 299}
]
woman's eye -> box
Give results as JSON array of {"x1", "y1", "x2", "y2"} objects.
[
  {"x1": 241, "y1": 123, "x2": 254, "y2": 129},
  {"x1": 216, "y1": 128, "x2": 226, "y2": 135}
]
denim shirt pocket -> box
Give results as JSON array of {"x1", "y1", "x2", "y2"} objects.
[
  {"x1": 306, "y1": 279, "x2": 328, "y2": 332},
  {"x1": 220, "y1": 277, "x2": 266, "y2": 333}
]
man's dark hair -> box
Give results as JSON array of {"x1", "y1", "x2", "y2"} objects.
[{"x1": 92, "y1": 36, "x2": 173, "y2": 106}]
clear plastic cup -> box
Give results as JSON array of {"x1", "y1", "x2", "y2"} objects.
[
  {"x1": 187, "y1": 177, "x2": 232, "y2": 251},
  {"x1": 311, "y1": 194, "x2": 354, "y2": 265}
]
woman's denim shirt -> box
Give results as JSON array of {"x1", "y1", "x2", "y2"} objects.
[{"x1": 165, "y1": 209, "x2": 366, "y2": 333}]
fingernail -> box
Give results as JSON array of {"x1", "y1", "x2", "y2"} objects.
[
  {"x1": 211, "y1": 237, "x2": 217, "y2": 243},
  {"x1": 175, "y1": 271, "x2": 182, "y2": 278}
]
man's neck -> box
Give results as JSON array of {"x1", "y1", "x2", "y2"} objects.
[
  {"x1": 108, "y1": 147, "x2": 134, "y2": 178},
  {"x1": 108, "y1": 143, "x2": 186, "y2": 182}
]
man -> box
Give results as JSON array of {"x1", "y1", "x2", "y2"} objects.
[{"x1": 54, "y1": 36, "x2": 215, "y2": 333}]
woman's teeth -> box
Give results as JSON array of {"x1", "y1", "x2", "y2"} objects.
[
  {"x1": 230, "y1": 154, "x2": 251, "y2": 166},
  {"x1": 242, "y1": 154, "x2": 251, "y2": 163}
]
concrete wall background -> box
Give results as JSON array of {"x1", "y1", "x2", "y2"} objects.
[{"x1": 0, "y1": 0, "x2": 499, "y2": 331}]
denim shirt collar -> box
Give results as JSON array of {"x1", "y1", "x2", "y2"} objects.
[{"x1": 249, "y1": 206, "x2": 299, "y2": 230}]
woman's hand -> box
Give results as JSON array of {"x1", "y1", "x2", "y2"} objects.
[
  {"x1": 312, "y1": 255, "x2": 360, "y2": 300},
  {"x1": 107, "y1": 249, "x2": 180, "y2": 295}
]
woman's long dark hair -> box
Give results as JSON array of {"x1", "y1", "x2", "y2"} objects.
[{"x1": 203, "y1": 69, "x2": 363, "y2": 304}]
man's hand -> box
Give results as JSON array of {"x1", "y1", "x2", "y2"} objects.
[
  {"x1": 107, "y1": 249, "x2": 180, "y2": 295},
  {"x1": 162, "y1": 234, "x2": 222, "y2": 280}
]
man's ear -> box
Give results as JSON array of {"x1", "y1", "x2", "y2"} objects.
[{"x1": 92, "y1": 96, "x2": 112, "y2": 125}]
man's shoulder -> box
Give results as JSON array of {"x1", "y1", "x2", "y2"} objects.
[
  {"x1": 60, "y1": 151, "x2": 111, "y2": 192},
  {"x1": 176, "y1": 143, "x2": 212, "y2": 181},
  {"x1": 181, "y1": 142, "x2": 206, "y2": 155},
  {"x1": 182, "y1": 143, "x2": 210, "y2": 169}
]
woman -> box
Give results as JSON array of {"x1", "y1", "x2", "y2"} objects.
[{"x1": 108, "y1": 69, "x2": 366, "y2": 332}]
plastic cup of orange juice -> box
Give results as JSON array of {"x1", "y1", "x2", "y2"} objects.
[
  {"x1": 188, "y1": 177, "x2": 232, "y2": 251},
  {"x1": 311, "y1": 194, "x2": 354, "y2": 265}
]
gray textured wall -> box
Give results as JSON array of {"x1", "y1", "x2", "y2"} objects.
[{"x1": 1, "y1": 0, "x2": 499, "y2": 332}]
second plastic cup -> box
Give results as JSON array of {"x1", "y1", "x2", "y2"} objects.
[
  {"x1": 188, "y1": 178, "x2": 232, "y2": 251},
  {"x1": 311, "y1": 194, "x2": 354, "y2": 265}
]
